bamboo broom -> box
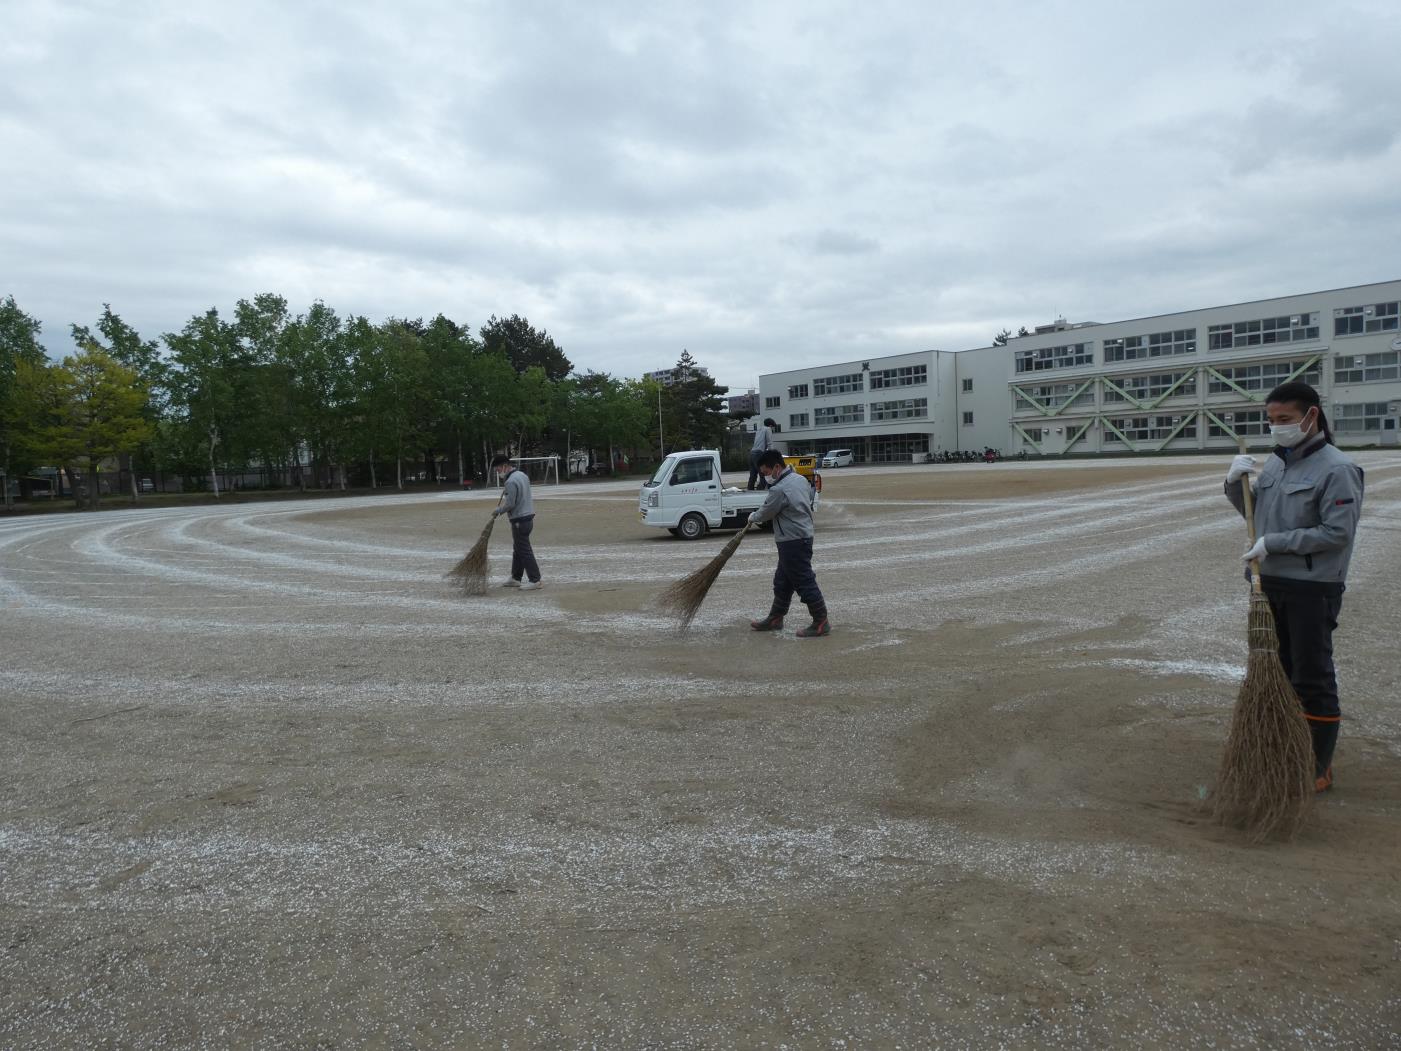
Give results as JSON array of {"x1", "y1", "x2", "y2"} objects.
[
  {"x1": 1210, "y1": 442, "x2": 1314, "y2": 841},
  {"x1": 657, "y1": 520, "x2": 758, "y2": 629},
  {"x1": 445, "y1": 512, "x2": 498, "y2": 595}
]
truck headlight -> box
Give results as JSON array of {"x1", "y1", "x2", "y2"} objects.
[{"x1": 647, "y1": 490, "x2": 659, "y2": 507}]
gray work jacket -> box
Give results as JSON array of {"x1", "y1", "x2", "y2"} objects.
[
  {"x1": 1224, "y1": 437, "x2": 1363, "y2": 584},
  {"x1": 752, "y1": 467, "x2": 814, "y2": 542},
  {"x1": 751, "y1": 426, "x2": 773, "y2": 453},
  {"x1": 498, "y1": 468, "x2": 535, "y2": 520}
]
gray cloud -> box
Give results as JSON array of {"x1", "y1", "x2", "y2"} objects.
[{"x1": 3, "y1": 0, "x2": 1400, "y2": 390}]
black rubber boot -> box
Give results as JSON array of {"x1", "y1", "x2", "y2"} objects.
[
  {"x1": 1310, "y1": 720, "x2": 1340, "y2": 789},
  {"x1": 750, "y1": 611, "x2": 785, "y2": 631},
  {"x1": 796, "y1": 602, "x2": 830, "y2": 638}
]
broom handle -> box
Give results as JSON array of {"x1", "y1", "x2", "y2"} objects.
[{"x1": 1236, "y1": 437, "x2": 1263, "y2": 593}]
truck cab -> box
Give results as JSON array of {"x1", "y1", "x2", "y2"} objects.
[{"x1": 639, "y1": 450, "x2": 766, "y2": 539}]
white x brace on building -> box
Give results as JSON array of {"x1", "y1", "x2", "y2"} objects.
[{"x1": 758, "y1": 279, "x2": 1401, "y2": 461}]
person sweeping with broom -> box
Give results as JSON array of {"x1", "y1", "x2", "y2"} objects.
[
  {"x1": 491, "y1": 454, "x2": 543, "y2": 590},
  {"x1": 1224, "y1": 381, "x2": 1364, "y2": 793},
  {"x1": 748, "y1": 449, "x2": 830, "y2": 637}
]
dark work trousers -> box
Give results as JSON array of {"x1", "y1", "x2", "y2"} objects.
[
  {"x1": 1261, "y1": 578, "x2": 1344, "y2": 775},
  {"x1": 747, "y1": 450, "x2": 766, "y2": 490},
  {"x1": 771, "y1": 537, "x2": 824, "y2": 617},
  {"x1": 510, "y1": 514, "x2": 540, "y2": 583}
]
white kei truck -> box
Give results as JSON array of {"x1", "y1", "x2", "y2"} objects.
[{"x1": 638, "y1": 449, "x2": 821, "y2": 540}]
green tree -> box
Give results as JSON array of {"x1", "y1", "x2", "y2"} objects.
[
  {"x1": 480, "y1": 314, "x2": 572, "y2": 381},
  {"x1": 164, "y1": 308, "x2": 253, "y2": 496},
  {"x1": 279, "y1": 301, "x2": 353, "y2": 489},
  {"x1": 71, "y1": 306, "x2": 169, "y2": 500},
  {"x1": 661, "y1": 350, "x2": 729, "y2": 451},
  {"x1": 349, "y1": 319, "x2": 431, "y2": 490},
  {"x1": 10, "y1": 348, "x2": 153, "y2": 510},
  {"x1": 0, "y1": 296, "x2": 49, "y2": 506}
]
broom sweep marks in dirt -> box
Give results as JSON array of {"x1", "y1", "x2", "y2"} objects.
[
  {"x1": 446, "y1": 514, "x2": 497, "y2": 596},
  {"x1": 657, "y1": 522, "x2": 757, "y2": 630},
  {"x1": 1210, "y1": 449, "x2": 1314, "y2": 842}
]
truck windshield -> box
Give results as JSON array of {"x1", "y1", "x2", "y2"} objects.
[{"x1": 643, "y1": 460, "x2": 674, "y2": 487}]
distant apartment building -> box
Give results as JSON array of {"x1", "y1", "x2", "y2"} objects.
[
  {"x1": 727, "y1": 391, "x2": 760, "y2": 417},
  {"x1": 646, "y1": 364, "x2": 710, "y2": 386}
]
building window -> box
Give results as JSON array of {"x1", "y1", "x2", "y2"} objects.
[
  {"x1": 1103, "y1": 329, "x2": 1197, "y2": 362},
  {"x1": 870, "y1": 398, "x2": 928, "y2": 421},
  {"x1": 787, "y1": 383, "x2": 809, "y2": 399},
  {"x1": 962, "y1": 411, "x2": 974, "y2": 426},
  {"x1": 1105, "y1": 415, "x2": 1197, "y2": 442},
  {"x1": 1334, "y1": 350, "x2": 1400, "y2": 384},
  {"x1": 1013, "y1": 341, "x2": 1094, "y2": 373},
  {"x1": 869, "y1": 365, "x2": 927, "y2": 389},
  {"x1": 764, "y1": 396, "x2": 781, "y2": 408},
  {"x1": 1013, "y1": 380, "x2": 1095, "y2": 412},
  {"x1": 1206, "y1": 358, "x2": 1321, "y2": 394},
  {"x1": 962, "y1": 378, "x2": 974, "y2": 392},
  {"x1": 1207, "y1": 313, "x2": 1319, "y2": 350},
  {"x1": 1102, "y1": 371, "x2": 1197, "y2": 403},
  {"x1": 1022, "y1": 427, "x2": 1043, "y2": 442},
  {"x1": 813, "y1": 373, "x2": 864, "y2": 396},
  {"x1": 868, "y1": 433, "x2": 930, "y2": 462},
  {"x1": 788, "y1": 412, "x2": 809, "y2": 429},
  {"x1": 1207, "y1": 409, "x2": 1269, "y2": 438},
  {"x1": 1334, "y1": 302, "x2": 1400, "y2": 336},
  {"x1": 814, "y1": 404, "x2": 864, "y2": 426},
  {"x1": 1334, "y1": 401, "x2": 1394, "y2": 433}
]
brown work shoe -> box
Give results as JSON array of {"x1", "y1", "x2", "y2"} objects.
[{"x1": 1315, "y1": 767, "x2": 1333, "y2": 793}]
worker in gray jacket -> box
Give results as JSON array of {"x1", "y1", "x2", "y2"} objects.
[
  {"x1": 747, "y1": 418, "x2": 778, "y2": 490},
  {"x1": 1224, "y1": 381, "x2": 1364, "y2": 792},
  {"x1": 491, "y1": 454, "x2": 542, "y2": 590},
  {"x1": 748, "y1": 449, "x2": 830, "y2": 637}
]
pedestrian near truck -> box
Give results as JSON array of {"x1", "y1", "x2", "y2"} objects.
[
  {"x1": 747, "y1": 418, "x2": 778, "y2": 490},
  {"x1": 491, "y1": 454, "x2": 543, "y2": 590},
  {"x1": 1224, "y1": 381, "x2": 1364, "y2": 793},
  {"x1": 748, "y1": 449, "x2": 830, "y2": 637}
]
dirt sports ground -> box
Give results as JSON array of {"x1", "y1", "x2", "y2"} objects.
[{"x1": 2, "y1": 455, "x2": 1400, "y2": 1050}]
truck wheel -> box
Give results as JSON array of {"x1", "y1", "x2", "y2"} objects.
[{"x1": 678, "y1": 512, "x2": 707, "y2": 540}]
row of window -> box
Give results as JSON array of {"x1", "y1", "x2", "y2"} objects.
[
  {"x1": 1334, "y1": 302, "x2": 1399, "y2": 336},
  {"x1": 789, "y1": 398, "x2": 931, "y2": 428},
  {"x1": 786, "y1": 365, "x2": 930, "y2": 401},
  {"x1": 1207, "y1": 313, "x2": 1320, "y2": 350},
  {"x1": 1103, "y1": 329, "x2": 1197, "y2": 363},
  {"x1": 1008, "y1": 301, "x2": 1392, "y2": 375},
  {"x1": 1013, "y1": 341, "x2": 1094, "y2": 374}
]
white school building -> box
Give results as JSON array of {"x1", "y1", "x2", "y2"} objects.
[{"x1": 758, "y1": 279, "x2": 1401, "y2": 461}]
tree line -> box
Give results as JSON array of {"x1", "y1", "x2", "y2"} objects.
[{"x1": 0, "y1": 294, "x2": 733, "y2": 508}]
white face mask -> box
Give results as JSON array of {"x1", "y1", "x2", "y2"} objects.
[
  {"x1": 765, "y1": 471, "x2": 782, "y2": 485},
  {"x1": 1270, "y1": 410, "x2": 1316, "y2": 448}
]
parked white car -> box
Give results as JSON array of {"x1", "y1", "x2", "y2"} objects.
[{"x1": 821, "y1": 449, "x2": 854, "y2": 468}]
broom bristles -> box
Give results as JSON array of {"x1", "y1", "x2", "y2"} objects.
[
  {"x1": 656, "y1": 526, "x2": 753, "y2": 629},
  {"x1": 445, "y1": 514, "x2": 497, "y2": 595},
  {"x1": 1210, "y1": 592, "x2": 1314, "y2": 841}
]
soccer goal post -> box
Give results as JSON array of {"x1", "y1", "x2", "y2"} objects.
[{"x1": 499, "y1": 455, "x2": 561, "y2": 486}]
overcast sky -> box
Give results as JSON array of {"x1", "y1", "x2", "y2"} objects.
[{"x1": 4, "y1": 0, "x2": 1400, "y2": 393}]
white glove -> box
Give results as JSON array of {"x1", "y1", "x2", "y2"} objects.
[
  {"x1": 747, "y1": 511, "x2": 758, "y2": 526},
  {"x1": 1241, "y1": 537, "x2": 1268, "y2": 563},
  {"x1": 1226, "y1": 454, "x2": 1257, "y2": 483}
]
